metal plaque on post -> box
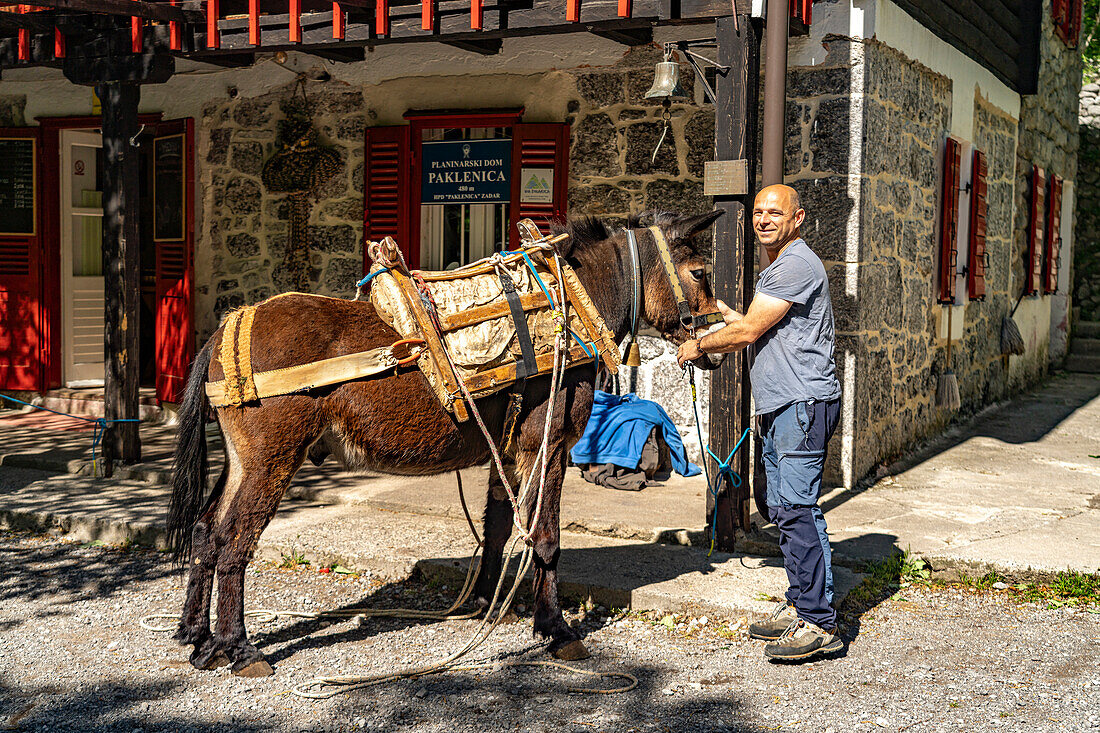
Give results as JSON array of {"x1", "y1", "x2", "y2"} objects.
[{"x1": 703, "y1": 159, "x2": 749, "y2": 197}]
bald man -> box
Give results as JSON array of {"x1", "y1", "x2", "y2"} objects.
[{"x1": 678, "y1": 184, "x2": 842, "y2": 662}]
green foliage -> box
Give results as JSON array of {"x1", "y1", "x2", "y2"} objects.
[
  {"x1": 278, "y1": 548, "x2": 309, "y2": 569},
  {"x1": 1013, "y1": 570, "x2": 1100, "y2": 609},
  {"x1": 1084, "y1": 0, "x2": 1100, "y2": 81}
]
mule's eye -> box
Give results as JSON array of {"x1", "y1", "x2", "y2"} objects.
[{"x1": 690, "y1": 268, "x2": 706, "y2": 281}]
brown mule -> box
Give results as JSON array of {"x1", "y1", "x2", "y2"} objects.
[{"x1": 166, "y1": 210, "x2": 724, "y2": 676}]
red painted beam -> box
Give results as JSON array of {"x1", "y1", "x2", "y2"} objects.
[
  {"x1": 333, "y1": 1, "x2": 345, "y2": 39},
  {"x1": 421, "y1": 0, "x2": 432, "y2": 30},
  {"x1": 206, "y1": 0, "x2": 220, "y2": 49},
  {"x1": 248, "y1": 0, "x2": 259, "y2": 45},
  {"x1": 131, "y1": 0, "x2": 142, "y2": 53},
  {"x1": 54, "y1": 25, "x2": 65, "y2": 57},
  {"x1": 289, "y1": 0, "x2": 301, "y2": 42},
  {"x1": 375, "y1": 0, "x2": 388, "y2": 36},
  {"x1": 17, "y1": 6, "x2": 29, "y2": 61},
  {"x1": 617, "y1": 0, "x2": 631, "y2": 17},
  {"x1": 169, "y1": 0, "x2": 182, "y2": 50},
  {"x1": 470, "y1": 0, "x2": 482, "y2": 29},
  {"x1": 566, "y1": 0, "x2": 580, "y2": 22}
]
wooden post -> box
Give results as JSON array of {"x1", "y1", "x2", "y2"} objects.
[
  {"x1": 708, "y1": 14, "x2": 760, "y2": 548},
  {"x1": 98, "y1": 81, "x2": 142, "y2": 469}
]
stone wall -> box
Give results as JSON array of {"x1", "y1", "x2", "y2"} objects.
[
  {"x1": 1010, "y1": 0, "x2": 1082, "y2": 369},
  {"x1": 1075, "y1": 82, "x2": 1100, "y2": 321},
  {"x1": 198, "y1": 86, "x2": 368, "y2": 340}
]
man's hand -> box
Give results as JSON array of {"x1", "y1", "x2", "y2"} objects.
[
  {"x1": 716, "y1": 299, "x2": 743, "y2": 325},
  {"x1": 677, "y1": 339, "x2": 704, "y2": 367}
]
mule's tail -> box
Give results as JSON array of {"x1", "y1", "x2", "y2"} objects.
[{"x1": 166, "y1": 339, "x2": 216, "y2": 564}]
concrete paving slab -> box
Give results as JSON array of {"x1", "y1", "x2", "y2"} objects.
[{"x1": 789, "y1": 372, "x2": 1100, "y2": 573}]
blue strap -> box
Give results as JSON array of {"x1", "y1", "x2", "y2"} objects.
[
  {"x1": 1, "y1": 393, "x2": 142, "y2": 468},
  {"x1": 521, "y1": 252, "x2": 556, "y2": 306},
  {"x1": 356, "y1": 266, "x2": 392, "y2": 290},
  {"x1": 700, "y1": 426, "x2": 752, "y2": 556}
]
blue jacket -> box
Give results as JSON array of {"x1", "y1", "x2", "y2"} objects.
[{"x1": 571, "y1": 391, "x2": 701, "y2": 477}]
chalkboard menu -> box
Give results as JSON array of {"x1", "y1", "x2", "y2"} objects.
[
  {"x1": 0, "y1": 138, "x2": 37, "y2": 236},
  {"x1": 154, "y1": 133, "x2": 185, "y2": 242}
]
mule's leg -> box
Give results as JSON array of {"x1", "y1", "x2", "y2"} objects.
[
  {"x1": 473, "y1": 462, "x2": 517, "y2": 609},
  {"x1": 175, "y1": 460, "x2": 229, "y2": 668},
  {"x1": 520, "y1": 441, "x2": 589, "y2": 660},
  {"x1": 207, "y1": 459, "x2": 301, "y2": 677}
]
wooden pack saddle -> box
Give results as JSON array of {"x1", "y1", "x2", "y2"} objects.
[{"x1": 367, "y1": 237, "x2": 621, "y2": 422}]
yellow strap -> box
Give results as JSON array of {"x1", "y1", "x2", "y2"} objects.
[
  {"x1": 649, "y1": 225, "x2": 688, "y2": 305},
  {"x1": 218, "y1": 309, "x2": 244, "y2": 406},
  {"x1": 205, "y1": 347, "x2": 400, "y2": 407}
]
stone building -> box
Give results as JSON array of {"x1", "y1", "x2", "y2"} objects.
[{"x1": 0, "y1": 0, "x2": 1082, "y2": 489}]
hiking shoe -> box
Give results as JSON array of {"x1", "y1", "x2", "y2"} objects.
[
  {"x1": 748, "y1": 600, "x2": 797, "y2": 641},
  {"x1": 763, "y1": 619, "x2": 843, "y2": 661}
]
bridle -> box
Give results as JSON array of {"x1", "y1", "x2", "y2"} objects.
[{"x1": 622, "y1": 225, "x2": 722, "y2": 354}]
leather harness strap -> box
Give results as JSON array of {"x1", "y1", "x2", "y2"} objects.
[
  {"x1": 648, "y1": 225, "x2": 694, "y2": 330},
  {"x1": 497, "y1": 266, "x2": 539, "y2": 381},
  {"x1": 206, "y1": 342, "x2": 422, "y2": 407}
]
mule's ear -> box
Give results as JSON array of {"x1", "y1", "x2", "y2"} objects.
[{"x1": 669, "y1": 210, "x2": 724, "y2": 241}]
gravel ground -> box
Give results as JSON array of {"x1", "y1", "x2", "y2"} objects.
[{"x1": 1, "y1": 530, "x2": 1098, "y2": 733}]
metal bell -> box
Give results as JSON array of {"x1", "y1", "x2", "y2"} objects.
[
  {"x1": 625, "y1": 341, "x2": 642, "y2": 367},
  {"x1": 644, "y1": 60, "x2": 687, "y2": 101}
]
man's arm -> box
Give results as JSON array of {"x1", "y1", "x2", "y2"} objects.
[{"x1": 676, "y1": 292, "x2": 792, "y2": 366}]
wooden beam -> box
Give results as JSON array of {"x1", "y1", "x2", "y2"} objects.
[
  {"x1": 589, "y1": 24, "x2": 650, "y2": 44},
  {"x1": 708, "y1": 14, "x2": 759, "y2": 547},
  {"x1": 333, "y1": 1, "x2": 346, "y2": 38},
  {"x1": 98, "y1": 80, "x2": 142, "y2": 468},
  {"x1": 0, "y1": 9, "x2": 53, "y2": 33},
  {"x1": 443, "y1": 36, "x2": 499, "y2": 53},
  {"x1": 20, "y1": 0, "x2": 201, "y2": 23},
  {"x1": 308, "y1": 45, "x2": 363, "y2": 60},
  {"x1": 290, "y1": 0, "x2": 302, "y2": 42}
]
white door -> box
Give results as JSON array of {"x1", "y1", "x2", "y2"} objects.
[{"x1": 60, "y1": 129, "x2": 105, "y2": 387}]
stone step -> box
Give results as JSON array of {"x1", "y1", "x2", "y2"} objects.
[
  {"x1": 1075, "y1": 321, "x2": 1100, "y2": 339},
  {"x1": 1070, "y1": 337, "x2": 1100, "y2": 355},
  {"x1": 40, "y1": 389, "x2": 163, "y2": 422},
  {"x1": 1065, "y1": 353, "x2": 1100, "y2": 373}
]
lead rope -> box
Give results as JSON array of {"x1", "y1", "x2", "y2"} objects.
[{"x1": 686, "y1": 364, "x2": 751, "y2": 556}]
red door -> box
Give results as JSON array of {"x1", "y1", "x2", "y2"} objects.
[
  {"x1": 153, "y1": 119, "x2": 195, "y2": 403},
  {"x1": 0, "y1": 128, "x2": 44, "y2": 391}
]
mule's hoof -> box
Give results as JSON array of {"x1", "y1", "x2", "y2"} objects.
[
  {"x1": 190, "y1": 651, "x2": 230, "y2": 670},
  {"x1": 551, "y1": 640, "x2": 591, "y2": 661},
  {"x1": 203, "y1": 652, "x2": 232, "y2": 670},
  {"x1": 232, "y1": 659, "x2": 274, "y2": 678}
]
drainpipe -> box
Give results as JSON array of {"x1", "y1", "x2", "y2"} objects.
[{"x1": 761, "y1": 0, "x2": 789, "y2": 187}]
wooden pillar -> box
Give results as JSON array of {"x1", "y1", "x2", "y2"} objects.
[
  {"x1": 98, "y1": 81, "x2": 142, "y2": 469},
  {"x1": 707, "y1": 14, "x2": 760, "y2": 548}
]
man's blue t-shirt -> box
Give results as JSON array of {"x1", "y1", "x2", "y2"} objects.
[{"x1": 749, "y1": 238, "x2": 841, "y2": 415}]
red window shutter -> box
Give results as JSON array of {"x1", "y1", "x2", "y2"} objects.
[
  {"x1": 508, "y1": 123, "x2": 570, "y2": 248},
  {"x1": 967, "y1": 149, "x2": 988, "y2": 301},
  {"x1": 363, "y1": 125, "x2": 411, "y2": 267},
  {"x1": 1043, "y1": 174, "x2": 1063, "y2": 294},
  {"x1": 937, "y1": 137, "x2": 961, "y2": 304},
  {"x1": 1026, "y1": 165, "x2": 1046, "y2": 296},
  {"x1": 1054, "y1": 0, "x2": 1083, "y2": 45},
  {"x1": 154, "y1": 118, "x2": 196, "y2": 403},
  {"x1": 0, "y1": 127, "x2": 44, "y2": 391}
]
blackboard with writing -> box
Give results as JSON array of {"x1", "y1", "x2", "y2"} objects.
[
  {"x1": 0, "y1": 138, "x2": 36, "y2": 236},
  {"x1": 154, "y1": 133, "x2": 185, "y2": 242}
]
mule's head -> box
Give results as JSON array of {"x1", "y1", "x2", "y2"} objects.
[{"x1": 632, "y1": 210, "x2": 724, "y2": 360}]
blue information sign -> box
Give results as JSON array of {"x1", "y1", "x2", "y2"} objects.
[{"x1": 421, "y1": 139, "x2": 512, "y2": 204}]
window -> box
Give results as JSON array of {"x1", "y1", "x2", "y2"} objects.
[
  {"x1": 1025, "y1": 165, "x2": 1046, "y2": 296},
  {"x1": 362, "y1": 112, "x2": 569, "y2": 271},
  {"x1": 966, "y1": 149, "x2": 988, "y2": 301},
  {"x1": 1043, "y1": 174, "x2": 1063, "y2": 294},
  {"x1": 1053, "y1": 0, "x2": 1083, "y2": 47},
  {"x1": 937, "y1": 137, "x2": 961, "y2": 304}
]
